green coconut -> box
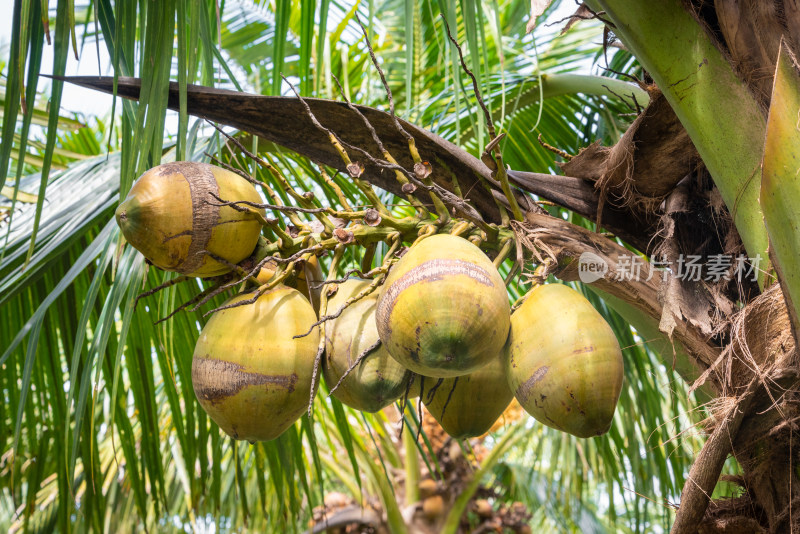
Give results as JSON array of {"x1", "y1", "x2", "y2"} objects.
[
  {"x1": 323, "y1": 279, "x2": 411, "y2": 412},
  {"x1": 191, "y1": 286, "x2": 319, "y2": 442},
  {"x1": 375, "y1": 234, "x2": 510, "y2": 378},
  {"x1": 422, "y1": 356, "x2": 513, "y2": 439},
  {"x1": 115, "y1": 161, "x2": 265, "y2": 277},
  {"x1": 504, "y1": 283, "x2": 624, "y2": 438}
]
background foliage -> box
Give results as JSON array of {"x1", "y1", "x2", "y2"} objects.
[{"x1": 1, "y1": 1, "x2": 707, "y2": 531}]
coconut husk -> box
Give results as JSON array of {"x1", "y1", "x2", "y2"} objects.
[
  {"x1": 714, "y1": 0, "x2": 800, "y2": 107},
  {"x1": 560, "y1": 88, "x2": 700, "y2": 224}
]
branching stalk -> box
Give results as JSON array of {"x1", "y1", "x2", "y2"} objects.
[{"x1": 307, "y1": 246, "x2": 345, "y2": 416}]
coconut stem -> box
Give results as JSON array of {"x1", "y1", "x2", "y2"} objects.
[
  {"x1": 204, "y1": 251, "x2": 259, "y2": 284},
  {"x1": 411, "y1": 224, "x2": 438, "y2": 248},
  {"x1": 308, "y1": 264, "x2": 385, "y2": 289},
  {"x1": 261, "y1": 151, "x2": 339, "y2": 234},
  {"x1": 206, "y1": 121, "x2": 311, "y2": 229},
  {"x1": 155, "y1": 281, "x2": 222, "y2": 324},
  {"x1": 253, "y1": 217, "x2": 505, "y2": 266},
  {"x1": 307, "y1": 246, "x2": 345, "y2": 417},
  {"x1": 202, "y1": 261, "x2": 296, "y2": 317},
  {"x1": 504, "y1": 261, "x2": 521, "y2": 288},
  {"x1": 282, "y1": 75, "x2": 391, "y2": 217},
  {"x1": 133, "y1": 275, "x2": 189, "y2": 311},
  {"x1": 449, "y1": 220, "x2": 472, "y2": 237},
  {"x1": 327, "y1": 339, "x2": 382, "y2": 396},
  {"x1": 294, "y1": 268, "x2": 389, "y2": 340},
  {"x1": 351, "y1": 14, "x2": 443, "y2": 222},
  {"x1": 318, "y1": 166, "x2": 353, "y2": 212},
  {"x1": 360, "y1": 242, "x2": 377, "y2": 272},
  {"x1": 330, "y1": 73, "x2": 431, "y2": 219},
  {"x1": 440, "y1": 14, "x2": 524, "y2": 223},
  {"x1": 492, "y1": 237, "x2": 514, "y2": 268}
]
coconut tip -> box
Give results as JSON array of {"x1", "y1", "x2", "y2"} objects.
[{"x1": 114, "y1": 199, "x2": 131, "y2": 227}]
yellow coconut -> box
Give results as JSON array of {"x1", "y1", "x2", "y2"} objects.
[
  {"x1": 115, "y1": 161, "x2": 264, "y2": 277},
  {"x1": 504, "y1": 284, "x2": 623, "y2": 438},
  {"x1": 422, "y1": 356, "x2": 513, "y2": 439},
  {"x1": 375, "y1": 234, "x2": 510, "y2": 378},
  {"x1": 191, "y1": 286, "x2": 319, "y2": 441},
  {"x1": 323, "y1": 279, "x2": 411, "y2": 412}
]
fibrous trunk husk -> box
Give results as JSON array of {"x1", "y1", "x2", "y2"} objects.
[
  {"x1": 560, "y1": 88, "x2": 700, "y2": 218},
  {"x1": 685, "y1": 284, "x2": 800, "y2": 533}
]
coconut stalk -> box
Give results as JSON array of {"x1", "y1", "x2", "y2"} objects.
[
  {"x1": 354, "y1": 445, "x2": 409, "y2": 534},
  {"x1": 760, "y1": 39, "x2": 800, "y2": 346},
  {"x1": 439, "y1": 424, "x2": 525, "y2": 534},
  {"x1": 584, "y1": 0, "x2": 770, "y2": 287}
]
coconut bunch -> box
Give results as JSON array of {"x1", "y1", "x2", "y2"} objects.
[
  {"x1": 106, "y1": 10, "x2": 634, "y2": 452},
  {"x1": 118, "y1": 116, "x2": 623, "y2": 445}
]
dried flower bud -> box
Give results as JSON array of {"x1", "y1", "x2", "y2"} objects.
[
  {"x1": 333, "y1": 228, "x2": 355, "y2": 244},
  {"x1": 401, "y1": 182, "x2": 417, "y2": 194},
  {"x1": 347, "y1": 162, "x2": 365, "y2": 178},
  {"x1": 364, "y1": 208, "x2": 381, "y2": 226},
  {"x1": 414, "y1": 161, "x2": 432, "y2": 180}
]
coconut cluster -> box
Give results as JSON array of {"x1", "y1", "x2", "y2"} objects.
[{"x1": 117, "y1": 162, "x2": 625, "y2": 443}]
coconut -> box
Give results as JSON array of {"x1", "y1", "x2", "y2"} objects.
[
  {"x1": 422, "y1": 356, "x2": 513, "y2": 439},
  {"x1": 375, "y1": 234, "x2": 510, "y2": 378},
  {"x1": 191, "y1": 286, "x2": 319, "y2": 441},
  {"x1": 323, "y1": 279, "x2": 411, "y2": 412},
  {"x1": 115, "y1": 161, "x2": 264, "y2": 277},
  {"x1": 255, "y1": 258, "x2": 281, "y2": 285},
  {"x1": 504, "y1": 283, "x2": 623, "y2": 438}
]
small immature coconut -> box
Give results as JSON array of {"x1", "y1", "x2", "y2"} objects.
[
  {"x1": 504, "y1": 284, "x2": 623, "y2": 438},
  {"x1": 375, "y1": 234, "x2": 510, "y2": 378},
  {"x1": 422, "y1": 356, "x2": 513, "y2": 439},
  {"x1": 192, "y1": 286, "x2": 319, "y2": 441},
  {"x1": 417, "y1": 478, "x2": 438, "y2": 499},
  {"x1": 115, "y1": 161, "x2": 265, "y2": 277},
  {"x1": 323, "y1": 279, "x2": 411, "y2": 412},
  {"x1": 474, "y1": 499, "x2": 493, "y2": 518},
  {"x1": 422, "y1": 495, "x2": 445, "y2": 521}
]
